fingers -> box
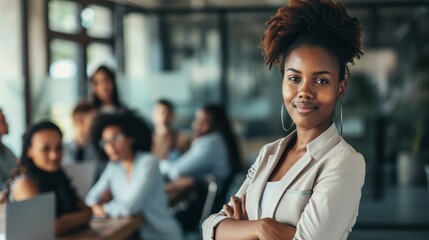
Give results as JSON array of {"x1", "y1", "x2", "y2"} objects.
[
  {"x1": 242, "y1": 193, "x2": 247, "y2": 218},
  {"x1": 231, "y1": 196, "x2": 241, "y2": 214},
  {"x1": 223, "y1": 204, "x2": 233, "y2": 217}
]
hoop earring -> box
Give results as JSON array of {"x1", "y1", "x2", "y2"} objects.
[
  {"x1": 281, "y1": 103, "x2": 294, "y2": 132},
  {"x1": 339, "y1": 99, "x2": 343, "y2": 136}
]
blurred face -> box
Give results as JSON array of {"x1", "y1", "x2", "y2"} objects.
[
  {"x1": 91, "y1": 70, "x2": 114, "y2": 105},
  {"x1": 0, "y1": 112, "x2": 9, "y2": 136},
  {"x1": 101, "y1": 125, "x2": 134, "y2": 161},
  {"x1": 152, "y1": 103, "x2": 173, "y2": 127},
  {"x1": 282, "y1": 45, "x2": 347, "y2": 131},
  {"x1": 192, "y1": 110, "x2": 212, "y2": 138},
  {"x1": 27, "y1": 130, "x2": 63, "y2": 172}
]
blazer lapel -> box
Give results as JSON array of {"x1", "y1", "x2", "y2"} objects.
[
  {"x1": 262, "y1": 153, "x2": 314, "y2": 218},
  {"x1": 247, "y1": 143, "x2": 287, "y2": 219}
]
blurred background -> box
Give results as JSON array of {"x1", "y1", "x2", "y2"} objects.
[{"x1": 0, "y1": 0, "x2": 429, "y2": 239}]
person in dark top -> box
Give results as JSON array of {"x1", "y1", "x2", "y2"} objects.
[{"x1": 1, "y1": 121, "x2": 91, "y2": 235}]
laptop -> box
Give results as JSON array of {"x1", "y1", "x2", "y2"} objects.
[
  {"x1": 63, "y1": 162, "x2": 97, "y2": 198},
  {"x1": 1, "y1": 193, "x2": 55, "y2": 240}
]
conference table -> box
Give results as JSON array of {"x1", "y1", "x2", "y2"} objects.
[{"x1": 57, "y1": 215, "x2": 143, "y2": 240}]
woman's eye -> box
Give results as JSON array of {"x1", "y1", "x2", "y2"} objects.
[
  {"x1": 315, "y1": 78, "x2": 329, "y2": 85},
  {"x1": 288, "y1": 76, "x2": 300, "y2": 82}
]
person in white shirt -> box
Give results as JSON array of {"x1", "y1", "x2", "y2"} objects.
[
  {"x1": 86, "y1": 110, "x2": 183, "y2": 240},
  {"x1": 164, "y1": 104, "x2": 242, "y2": 202}
]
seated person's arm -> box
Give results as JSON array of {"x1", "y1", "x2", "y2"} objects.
[{"x1": 55, "y1": 199, "x2": 91, "y2": 235}]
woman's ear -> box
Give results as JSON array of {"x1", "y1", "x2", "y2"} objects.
[{"x1": 338, "y1": 79, "x2": 348, "y2": 99}]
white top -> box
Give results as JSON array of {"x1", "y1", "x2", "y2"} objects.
[
  {"x1": 85, "y1": 152, "x2": 183, "y2": 240},
  {"x1": 259, "y1": 181, "x2": 280, "y2": 216}
]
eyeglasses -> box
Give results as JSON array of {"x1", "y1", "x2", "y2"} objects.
[{"x1": 99, "y1": 133, "x2": 125, "y2": 148}]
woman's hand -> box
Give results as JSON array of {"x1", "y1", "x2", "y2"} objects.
[
  {"x1": 255, "y1": 218, "x2": 296, "y2": 240},
  {"x1": 92, "y1": 204, "x2": 106, "y2": 217},
  {"x1": 223, "y1": 194, "x2": 248, "y2": 220}
]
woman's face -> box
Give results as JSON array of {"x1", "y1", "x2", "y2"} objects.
[
  {"x1": 192, "y1": 110, "x2": 212, "y2": 138},
  {"x1": 282, "y1": 45, "x2": 347, "y2": 131},
  {"x1": 91, "y1": 70, "x2": 114, "y2": 105},
  {"x1": 101, "y1": 125, "x2": 134, "y2": 161},
  {"x1": 27, "y1": 130, "x2": 63, "y2": 172}
]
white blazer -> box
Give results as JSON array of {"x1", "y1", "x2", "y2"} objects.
[{"x1": 202, "y1": 123, "x2": 366, "y2": 240}]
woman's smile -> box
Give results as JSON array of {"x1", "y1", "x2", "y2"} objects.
[{"x1": 292, "y1": 101, "x2": 319, "y2": 114}]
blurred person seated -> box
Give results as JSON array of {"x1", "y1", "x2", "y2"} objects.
[
  {"x1": 164, "y1": 104, "x2": 242, "y2": 205},
  {"x1": 0, "y1": 121, "x2": 91, "y2": 235},
  {"x1": 85, "y1": 110, "x2": 183, "y2": 240},
  {"x1": 0, "y1": 108, "x2": 17, "y2": 190},
  {"x1": 151, "y1": 99, "x2": 190, "y2": 161},
  {"x1": 89, "y1": 65, "x2": 124, "y2": 113},
  {"x1": 62, "y1": 100, "x2": 98, "y2": 165}
]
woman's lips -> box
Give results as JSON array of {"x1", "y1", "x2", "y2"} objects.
[{"x1": 293, "y1": 102, "x2": 319, "y2": 113}]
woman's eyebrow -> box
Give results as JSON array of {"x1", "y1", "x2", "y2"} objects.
[
  {"x1": 312, "y1": 70, "x2": 332, "y2": 76},
  {"x1": 285, "y1": 68, "x2": 333, "y2": 76},
  {"x1": 285, "y1": 68, "x2": 301, "y2": 74}
]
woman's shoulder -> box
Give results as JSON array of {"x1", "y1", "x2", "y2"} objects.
[
  {"x1": 322, "y1": 139, "x2": 365, "y2": 170},
  {"x1": 135, "y1": 152, "x2": 158, "y2": 165},
  {"x1": 9, "y1": 174, "x2": 39, "y2": 202},
  {"x1": 259, "y1": 137, "x2": 288, "y2": 155}
]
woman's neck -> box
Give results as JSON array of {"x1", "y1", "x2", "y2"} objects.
[
  {"x1": 294, "y1": 121, "x2": 332, "y2": 152},
  {"x1": 154, "y1": 124, "x2": 173, "y2": 135},
  {"x1": 121, "y1": 153, "x2": 136, "y2": 177}
]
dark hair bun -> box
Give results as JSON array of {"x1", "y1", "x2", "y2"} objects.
[{"x1": 261, "y1": 0, "x2": 363, "y2": 77}]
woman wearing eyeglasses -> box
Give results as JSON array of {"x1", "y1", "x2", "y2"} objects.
[{"x1": 85, "y1": 110, "x2": 183, "y2": 240}]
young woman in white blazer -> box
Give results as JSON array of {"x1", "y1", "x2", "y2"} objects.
[{"x1": 202, "y1": 0, "x2": 366, "y2": 239}]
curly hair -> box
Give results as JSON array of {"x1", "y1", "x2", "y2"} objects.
[
  {"x1": 90, "y1": 110, "x2": 152, "y2": 162},
  {"x1": 261, "y1": 0, "x2": 363, "y2": 80}
]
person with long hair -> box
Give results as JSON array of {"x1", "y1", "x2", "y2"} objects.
[
  {"x1": 203, "y1": 0, "x2": 365, "y2": 239},
  {"x1": 89, "y1": 65, "x2": 122, "y2": 112},
  {"x1": 85, "y1": 110, "x2": 183, "y2": 240},
  {"x1": 164, "y1": 104, "x2": 242, "y2": 200},
  {"x1": 1, "y1": 121, "x2": 91, "y2": 235}
]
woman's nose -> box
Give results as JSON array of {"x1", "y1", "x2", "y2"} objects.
[{"x1": 298, "y1": 79, "x2": 315, "y2": 99}]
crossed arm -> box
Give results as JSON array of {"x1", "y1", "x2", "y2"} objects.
[{"x1": 214, "y1": 194, "x2": 296, "y2": 240}]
